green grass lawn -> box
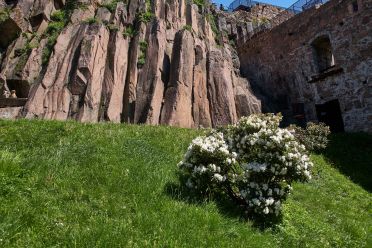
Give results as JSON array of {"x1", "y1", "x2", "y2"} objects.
[{"x1": 0, "y1": 120, "x2": 371, "y2": 247}]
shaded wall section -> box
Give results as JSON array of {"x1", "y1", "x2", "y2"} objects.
[{"x1": 238, "y1": 0, "x2": 371, "y2": 132}]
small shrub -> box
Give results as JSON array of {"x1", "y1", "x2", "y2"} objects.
[
  {"x1": 178, "y1": 114, "x2": 314, "y2": 220},
  {"x1": 45, "y1": 21, "x2": 65, "y2": 33},
  {"x1": 206, "y1": 13, "x2": 221, "y2": 44},
  {"x1": 65, "y1": 0, "x2": 77, "y2": 15},
  {"x1": 107, "y1": 23, "x2": 119, "y2": 32},
  {"x1": 193, "y1": 0, "x2": 207, "y2": 12},
  {"x1": 137, "y1": 57, "x2": 146, "y2": 67},
  {"x1": 41, "y1": 0, "x2": 81, "y2": 66},
  {"x1": 100, "y1": 0, "x2": 118, "y2": 13},
  {"x1": 183, "y1": 25, "x2": 193, "y2": 32},
  {"x1": 138, "y1": 12, "x2": 154, "y2": 23},
  {"x1": 178, "y1": 131, "x2": 235, "y2": 195},
  {"x1": 122, "y1": 25, "x2": 136, "y2": 38},
  {"x1": 13, "y1": 35, "x2": 39, "y2": 73},
  {"x1": 260, "y1": 17, "x2": 270, "y2": 24},
  {"x1": 139, "y1": 41, "x2": 148, "y2": 51},
  {"x1": 288, "y1": 122, "x2": 330, "y2": 152},
  {"x1": 50, "y1": 10, "x2": 65, "y2": 22},
  {"x1": 137, "y1": 0, "x2": 153, "y2": 23},
  {"x1": 78, "y1": 3, "x2": 89, "y2": 10},
  {"x1": 0, "y1": 7, "x2": 10, "y2": 24},
  {"x1": 137, "y1": 41, "x2": 148, "y2": 68},
  {"x1": 100, "y1": 0, "x2": 126, "y2": 13},
  {"x1": 83, "y1": 17, "x2": 99, "y2": 24},
  {"x1": 42, "y1": 20, "x2": 65, "y2": 65}
]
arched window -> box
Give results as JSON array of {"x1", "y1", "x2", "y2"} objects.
[{"x1": 311, "y1": 35, "x2": 335, "y2": 73}]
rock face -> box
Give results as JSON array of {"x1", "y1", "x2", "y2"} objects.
[{"x1": 0, "y1": 0, "x2": 261, "y2": 127}]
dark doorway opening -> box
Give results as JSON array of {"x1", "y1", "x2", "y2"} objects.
[
  {"x1": 292, "y1": 102, "x2": 306, "y2": 128},
  {"x1": 316, "y1": 99, "x2": 344, "y2": 132}
]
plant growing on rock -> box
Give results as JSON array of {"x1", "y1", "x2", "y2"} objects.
[
  {"x1": 41, "y1": 0, "x2": 84, "y2": 65},
  {"x1": 83, "y1": 17, "x2": 100, "y2": 25},
  {"x1": 193, "y1": 0, "x2": 207, "y2": 9},
  {"x1": 138, "y1": 11, "x2": 154, "y2": 23},
  {"x1": 107, "y1": 23, "x2": 119, "y2": 32},
  {"x1": 137, "y1": 0, "x2": 154, "y2": 23},
  {"x1": 122, "y1": 25, "x2": 136, "y2": 38},
  {"x1": 137, "y1": 40, "x2": 148, "y2": 68},
  {"x1": 183, "y1": 25, "x2": 193, "y2": 32},
  {"x1": 0, "y1": 7, "x2": 11, "y2": 24},
  {"x1": 178, "y1": 114, "x2": 316, "y2": 220},
  {"x1": 99, "y1": 0, "x2": 125, "y2": 13}
]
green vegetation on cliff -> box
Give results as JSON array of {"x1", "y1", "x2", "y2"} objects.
[
  {"x1": 0, "y1": 120, "x2": 370, "y2": 247},
  {"x1": 0, "y1": 7, "x2": 10, "y2": 24},
  {"x1": 41, "y1": 0, "x2": 83, "y2": 65}
]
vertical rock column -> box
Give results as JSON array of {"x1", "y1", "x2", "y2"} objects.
[
  {"x1": 160, "y1": 30, "x2": 195, "y2": 128},
  {"x1": 207, "y1": 49, "x2": 238, "y2": 126},
  {"x1": 134, "y1": 20, "x2": 168, "y2": 125},
  {"x1": 24, "y1": 24, "x2": 88, "y2": 119},
  {"x1": 101, "y1": 3, "x2": 129, "y2": 123},
  {"x1": 76, "y1": 24, "x2": 110, "y2": 122},
  {"x1": 192, "y1": 42, "x2": 212, "y2": 127}
]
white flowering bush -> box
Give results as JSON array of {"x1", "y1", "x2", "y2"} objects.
[
  {"x1": 288, "y1": 122, "x2": 330, "y2": 152},
  {"x1": 178, "y1": 114, "x2": 315, "y2": 220},
  {"x1": 177, "y1": 131, "x2": 237, "y2": 195}
]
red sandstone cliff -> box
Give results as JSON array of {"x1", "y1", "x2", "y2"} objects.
[{"x1": 0, "y1": 0, "x2": 264, "y2": 127}]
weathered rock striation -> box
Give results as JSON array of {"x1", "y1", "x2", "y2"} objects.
[{"x1": 0, "y1": 0, "x2": 261, "y2": 127}]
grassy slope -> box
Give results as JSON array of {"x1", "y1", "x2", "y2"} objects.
[{"x1": 0, "y1": 120, "x2": 371, "y2": 247}]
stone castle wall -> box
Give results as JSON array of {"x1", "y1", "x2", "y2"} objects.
[{"x1": 238, "y1": 0, "x2": 371, "y2": 132}]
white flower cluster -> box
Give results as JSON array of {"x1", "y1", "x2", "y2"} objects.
[
  {"x1": 239, "y1": 181, "x2": 292, "y2": 216},
  {"x1": 240, "y1": 182, "x2": 284, "y2": 215},
  {"x1": 229, "y1": 114, "x2": 313, "y2": 216},
  {"x1": 178, "y1": 132, "x2": 235, "y2": 193},
  {"x1": 178, "y1": 114, "x2": 315, "y2": 219},
  {"x1": 288, "y1": 122, "x2": 330, "y2": 151},
  {"x1": 189, "y1": 132, "x2": 230, "y2": 156}
]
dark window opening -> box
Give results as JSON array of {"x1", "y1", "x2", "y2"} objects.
[
  {"x1": 311, "y1": 35, "x2": 335, "y2": 73},
  {"x1": 352, "y1": 1, "x2": 359, "y2": 12},
  {"x1": 316, "y1": 99, "x2": 344, "y2": 132},
  {"x1": 6, "y1": 79, "x2": 30, "y2": 98}
]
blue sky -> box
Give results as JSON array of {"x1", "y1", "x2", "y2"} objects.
[{"x1": 213, "y1": 0, "x2": 295, "y2": 8}]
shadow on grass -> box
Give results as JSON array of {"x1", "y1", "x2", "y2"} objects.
[
  {"x1": 323, "y1": 133, "x2": 372, "y2": 192},
  {"x1": 163, "y1": 181, "x2": 282, "y2": 230}
]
